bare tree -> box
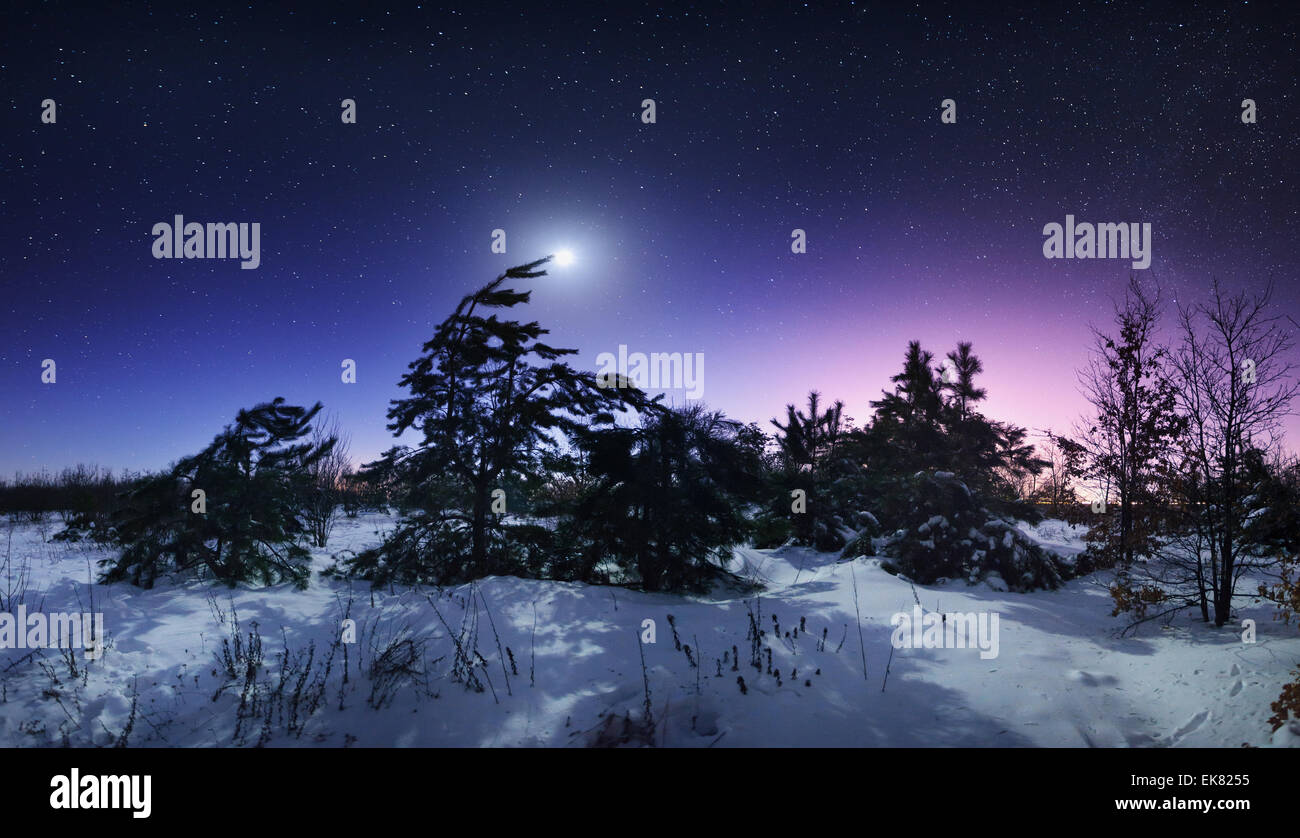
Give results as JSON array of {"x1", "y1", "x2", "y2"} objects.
[
  {"x1": 1069, "y1": 276, "x2": 1184, "y2": 568},
  {"x1": 1035, "y1": 432, "x2": 1083, "y2": 517},
  {"x1": 1166, "y1": 279, "x2": 1299, "y2": 626},
  {"x1": 303, "y1": 413, "x2": 353, "y2": 548}
]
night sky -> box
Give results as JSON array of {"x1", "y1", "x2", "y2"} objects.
[{"x1": 3, "y1": 2, "x2": 1299, "y2": 477}]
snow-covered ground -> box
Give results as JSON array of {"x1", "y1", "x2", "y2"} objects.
[{"x1": 1, "y1": 513, "x2": 1297, "y2": 747}]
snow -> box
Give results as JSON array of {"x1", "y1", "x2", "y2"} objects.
[
  {"x1": 918, "y1": 515, "x2": 947, "y2": 534},
  {"x1": 1016, "y1": 519, "x2": 1089, "y2": 565},
  {"x1": 1, "y1": 512, "x2": 1297, "y2": 747}
]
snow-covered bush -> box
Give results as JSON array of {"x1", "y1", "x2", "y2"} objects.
[
  {"x1": 838, "y1": 510, "x2": 882, "y2": 560},
  {"x1": 872, "y1": 471, "x2": 1068, "y2": 591}
]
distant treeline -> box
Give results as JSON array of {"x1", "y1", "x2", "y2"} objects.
[
  {"x1": 0, "y1": 465, "x2": 146, "y2": 522},
  {"x1": 0, "y1": 462, "x2": 384, "y2": 525}
]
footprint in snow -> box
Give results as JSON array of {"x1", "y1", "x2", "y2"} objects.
[
  {"x1": 1171, "y1": 710, "x2": 1209, "y2": 742},
  {"x1": 1067, "y1": 670, "x2": 1118, "y2": 687}
]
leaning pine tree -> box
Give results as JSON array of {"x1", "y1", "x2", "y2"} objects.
[
  {"x1": 88, "y1": 398, "x2": 336, "y2": 589},
  {"x1": 344, "y1": 257, "x2": 650, "y2": 586}
]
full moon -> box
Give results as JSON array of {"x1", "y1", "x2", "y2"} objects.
[{"x1": 554, "y1": 249, "x2": 575, "y2": 267}]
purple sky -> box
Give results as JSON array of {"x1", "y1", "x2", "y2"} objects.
[{"x1": 3, "y1": 3, "x2": 1298, "y2": 476}]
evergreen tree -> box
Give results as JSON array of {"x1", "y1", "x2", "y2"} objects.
[
  {"x1": 345, "y1": 257, "x2": 650, "y2": 585},
  {"x1": 91, "y1": 398, "x2": 334, "y2": 589},
  {"x1": 936, "y1": 342, "x2": 1037, "y2": 501},
  {"x1": 849, "y1": 339, "x2": 1053, "y2": 584},
  {"x1": 941, "y1": 341, "x2": 987, "y2": 422},
  {"x1": 864, "y1": 339, "x2": 1045, "y2": 508},
  {"x1": 566, "y1": 404, "x2": 760, "y2": 592},
  {"x1": 771, "y1": 391, "x2": 844, "y2": 470},
  {"x1": 764, "y1": 391, "x2": 872, "y2": 550},
  {"x1": 987, "y1": 421, "x2": 1050, "y2": 504},
  {"x1": 867, "y1": 341, "x2": 946, "y2": 474}
]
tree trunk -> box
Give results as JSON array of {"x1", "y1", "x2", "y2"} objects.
[
  {"x1": 471, "y1": 479, "x2": 490, "y2": 577},
  {"x1": 1119, "y1": 493, "x2": 1133, "y2": 566}
]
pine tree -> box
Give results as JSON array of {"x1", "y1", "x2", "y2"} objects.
[
  {"x1": 851, "y1": 340, "x2": 1055, "y2": 584},
  {"x1": 868, "y1": 341, "x2": 946, "y2": 474},
  {"x1": 941, "y1": 341, "x2": 987, "y2": 423},
  {"x1": 345, "y1": 257, "x2": 650, "y2": 585},
  {"x1": 865, "y1": 339, "x2": 1044, "y2": 501},
  {"x1": 771, "y1": 391, "x2": 845, "y2": 471},
  {"x1": 94, "y1": 398, "x2": 335, "y2": 588},
  {"x1": 937, "y1": 342, "x2": 999, "y2": 488},
  {"x1": 566, "y1": 404, "x2": 759, "y2": 591},
  {"x1": 766, "y1": 391, "x2": 869, "y2": 550}
]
